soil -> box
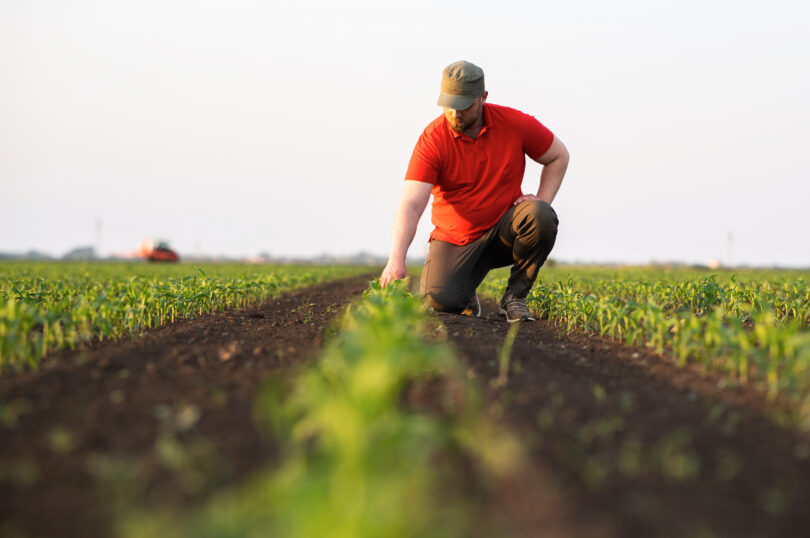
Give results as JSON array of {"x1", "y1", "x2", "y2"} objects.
[
  {"x1": 2, "y1": 277, "x2": 810, "y2": 538},
  {"x1": 0, "y1": 275, "x2": 371, "y2": 538},
  {"x1": 438, "y1": 300, "x2": 810, "y2": 538}
]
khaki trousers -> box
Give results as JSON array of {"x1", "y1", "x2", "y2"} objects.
[{"x1": 420, "y1": 200, "x2": 558, "y2": 313}]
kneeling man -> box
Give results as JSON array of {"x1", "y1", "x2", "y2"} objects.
[{"x1": 380, "y1": 60, "x2": 569, "y2": 322}]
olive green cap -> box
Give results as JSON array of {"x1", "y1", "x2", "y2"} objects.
[{"x1": 437, "y1": 60, "x2": 485, "y2": 110}]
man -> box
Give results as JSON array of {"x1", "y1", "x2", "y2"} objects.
[{"x1": 380, "y1": 60, "x2": 569, "y2": 322}]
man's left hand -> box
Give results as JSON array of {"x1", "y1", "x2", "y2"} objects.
[{"x1": 513, "y1": 194, "x2": 543, "y2": 205}]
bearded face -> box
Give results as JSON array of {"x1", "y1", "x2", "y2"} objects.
[{"x1": 443, "y1": 95, "x2": 485, "y2": 134}]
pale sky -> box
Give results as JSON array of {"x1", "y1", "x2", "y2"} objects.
[{"x1": 1, "y1": 0, "x2": 808, "y2": 266}]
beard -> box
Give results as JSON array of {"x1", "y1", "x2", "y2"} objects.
[
  {"x1": 447, "y1": 104, "x2": 482, "y2": 133},
  {"x1": 448, "y1": 118, "x2": 468, "y2": 133}
]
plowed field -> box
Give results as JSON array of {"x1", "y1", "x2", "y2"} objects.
[{"x1": 2, "y1": 275, "x2": 809, "y2": 537}]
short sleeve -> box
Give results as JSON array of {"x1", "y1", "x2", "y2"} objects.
[
  {"x1": 405, "y1": 132, "x2": 440, "y2": 184},
  {"x1": 519, "y1": 112, "x2": 555, "y2": 161}
]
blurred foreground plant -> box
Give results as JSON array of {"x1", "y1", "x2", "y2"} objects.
[{"x1": 121, "y1": 280, "x2": 520, "y2": 538}]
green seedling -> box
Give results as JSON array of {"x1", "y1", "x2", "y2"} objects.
[
  {"x1": 48, "y1": 425, "x2": 75, "y2": 454},
  {"x1": 493, "y1": 322, "x2": 521, "y2": 388},
  {"x1": 592, "y1": 384, "x2": 607, "y2": 404}
]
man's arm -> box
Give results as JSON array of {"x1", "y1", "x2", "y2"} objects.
[
  {"x1": 380, "y1": 180, "x2": 433, "y2": 288},
  {"x1": 513, "y1": 135, "x2": 570, "y2": 205}
]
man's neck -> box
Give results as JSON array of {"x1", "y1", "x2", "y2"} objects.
[
  {"x1": 462, "y1": 117, "x2": 484, "y2": 140},
  {"x1": 462, "y1": 105, "x2": 486, "y2": 139}
]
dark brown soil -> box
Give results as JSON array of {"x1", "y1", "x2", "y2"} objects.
[
  {"x1": 438, "y1": 300, "x2": 810, "y2": 538},
  {"x1": 3, "y1": 277, "x2": 810, "y2": 538},
  {"x1": 0, "y1": 275, "x2": 371, "y2": 538}
]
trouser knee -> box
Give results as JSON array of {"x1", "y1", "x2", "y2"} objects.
[
  {"x1": 423, "y1": 287, "x2": 468, "y2": 313},
  {"x1": 514, "y1": 200, "x2": 558, "y2": 246}
]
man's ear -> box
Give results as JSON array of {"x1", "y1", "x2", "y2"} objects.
[{"x1": 481, "y1": 91, "x2": 489, "y2": 103}]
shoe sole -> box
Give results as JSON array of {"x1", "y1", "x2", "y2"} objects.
[
  {"x1": 461, "y1": 296, "x2": 482, "y2": 318},
  {"x1": 497, "y1": 306, "x2": 535, "y2": 323}
]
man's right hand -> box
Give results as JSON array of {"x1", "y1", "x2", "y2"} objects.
[{"x1": 380, "y1": 260, "x2": 408, "y2": 288}]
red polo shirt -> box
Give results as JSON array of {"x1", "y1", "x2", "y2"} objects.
[{"x1": 405, "y1": 103, "x2": 554, "y2": 245}]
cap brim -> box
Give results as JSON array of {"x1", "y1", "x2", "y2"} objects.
[{"x1": 437, "y1": 92, "x2": 476, "y2": 110}]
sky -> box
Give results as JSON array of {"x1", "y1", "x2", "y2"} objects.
[{"x1": 1, "y1": 0, "x2": 808, "y2": 266}]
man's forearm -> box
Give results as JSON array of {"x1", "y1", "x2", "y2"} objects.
[
  {"x1": 388, "y1": 202, "x2": 422, "y2": 264},
  {"x1": 380, "y1": 180, "x2": 432, "y2": 288},
  {"x1": 536, "y1": 156, "x2": 568, "y2": 204}
]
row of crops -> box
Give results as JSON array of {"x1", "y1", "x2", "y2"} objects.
[
  {"x1": 480, "y1": 267, "x2": 810, "y2": 418},
  {"x1": 0, "y1": 262, "x2": 367, "y2": 373},
  {"x1": 123, "y1": 282, "x2": 518, "y2": 537},
  {"x1": 5, "y1": 262, "x2": 810, "y2": 534}
]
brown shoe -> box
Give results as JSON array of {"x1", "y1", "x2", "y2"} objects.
[{"x1": 498, "y1": 292, "x2": 535, "y2": 322}]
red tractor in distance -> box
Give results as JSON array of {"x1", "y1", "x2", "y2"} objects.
[{"x1": 140, "y1": 240, "x2": 180, "y2": 262}]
